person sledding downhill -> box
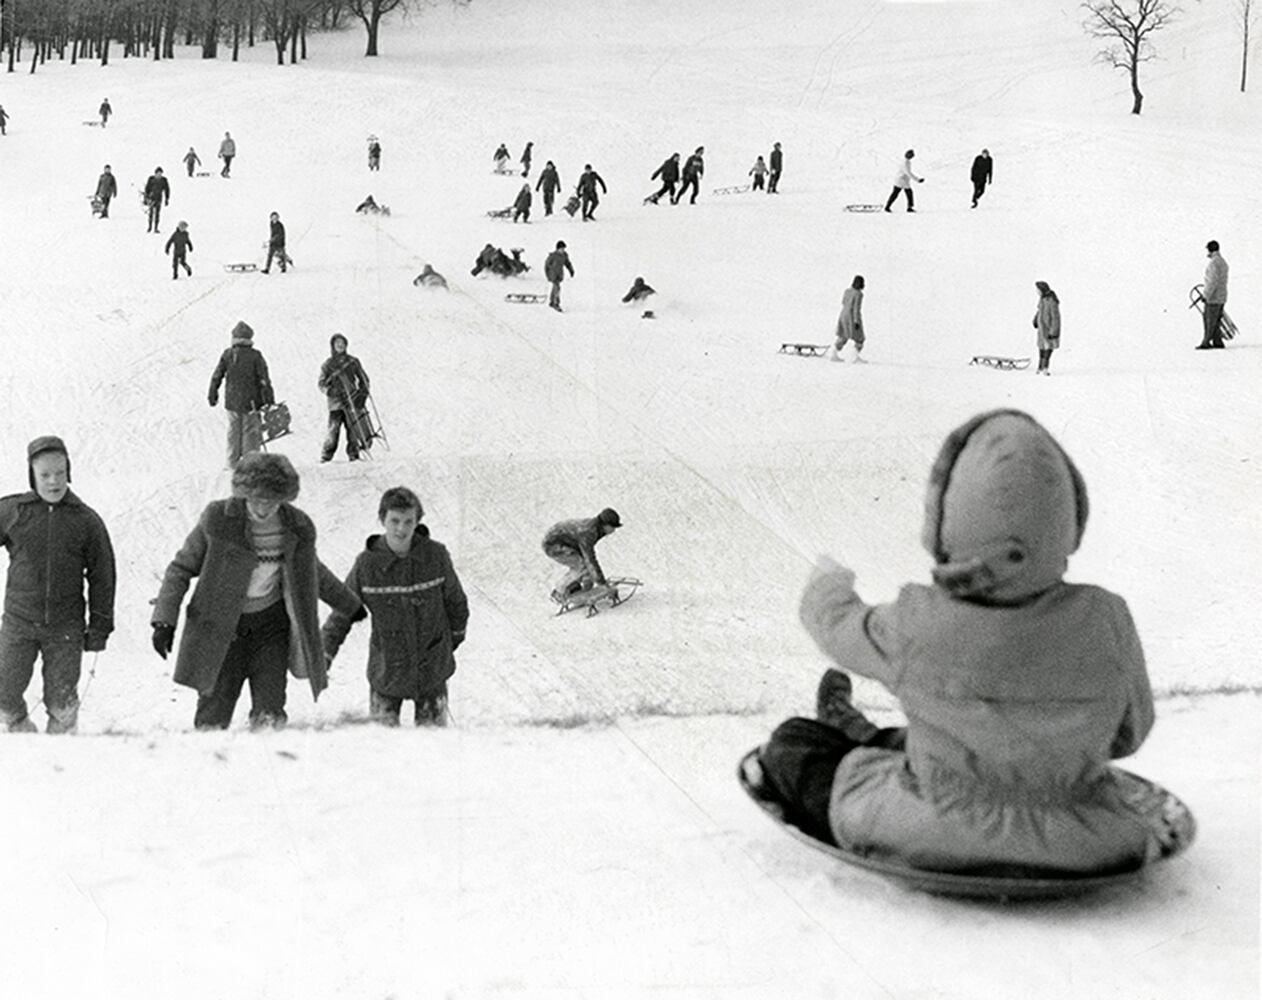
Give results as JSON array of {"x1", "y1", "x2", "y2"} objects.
[
  {"x1": 317, "y1": 334, "x2": 371, "y2": 463},
  {"x1": 543, "y1": 508, "x2": 622, "y2": 607}
]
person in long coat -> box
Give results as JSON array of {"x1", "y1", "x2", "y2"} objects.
[
  {"x1": 535, "y1": 161, "x2": 562, "y2": 215},
  {"x1": 151, "y1": 453, "x2": 362, "y2": 730},
  {"x1": 1033, "y1": 280, "x2": 1061, "y2": 375},
  {"x1": 830, "y1": 275, "x2": 866, "y2": 363},
  {"x1": 645, "y1": 153, "x2": 680, "y2": 204}
]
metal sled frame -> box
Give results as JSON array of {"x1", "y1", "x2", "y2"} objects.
[
  {"x1": 330, "y1": 368, "x2": 389, "y2": 455},
  {"x1": 224, "y1": 263, "x2": 258, "y2": 273},
  {"x1": 553, "y1": 577, "x2": 643, "y2": 618},
  {"x1": 738, "y1": 748, "x2": 1195, "y2": 901},
  {"x1": 779, "y1": 343, "x2": 830, "y2": 357},
  {"x1": 712, "y1": 184, "x2": 751, "y2": 196},
  {"x1": 258, "y1": 402, "x2": 293, "y2": 450},
  {"x1": 845, "y1": 204, "x2": 884, "y2": 213},
  {"x1": 1188, "y1": 284, "x2": 1238, "y2": 340},
  {"x1": 505, "y1": 293, "x2": 547, "y2": 304},
  {"x1": 970, "y1": 355, "x2": 1031, "y2": 371},
  {"x1": 487, "y1": 208, "x2": 514, "y2": 219}
]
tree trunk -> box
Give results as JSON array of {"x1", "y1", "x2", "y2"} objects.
[
  {"x1": 1243, "y1": 18, "x2": 1251, "y2": 93},
  {"x1": 233, "y1": 21, "x2": 241, "y2": 61},
  {"x1": 289, "y1": 14, "x2": 299, "y2": 64},
  {"x1": 366, "y1": 10, "x2": 381, "y2": 56},
  {"x1": 1128, "y1": 42, "x2": 1143, "y2": 115}
]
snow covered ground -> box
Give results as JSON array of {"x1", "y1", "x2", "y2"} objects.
[{"x1": 0, "y1": 1, "x2": 1258, "y2": 997}]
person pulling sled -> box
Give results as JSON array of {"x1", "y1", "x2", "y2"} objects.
[{"x1": 318, "y1": 334, "x2": 373, "y2": 462}]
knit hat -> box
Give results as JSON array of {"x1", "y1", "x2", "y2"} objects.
[
  {"x1": 921, "y1": 410, "x2": 1088, "y2": 603},
  {"x1": 330, "y1": 333, "x2": 348, "y2": 352},
  {"x1": 597, "y1": 507, "x2": 622, "y2": 529},
  {"x1": 232, "y1": 453, "x2": 300, "y2": 502},
  {"x1": 231, "y1": 320, "x2": 254, "y2": 343},
  {"x1": 27, "y1": 435, "x2": 71, "y2": 490}
]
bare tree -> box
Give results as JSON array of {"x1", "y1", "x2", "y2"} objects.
[
  {"x1": 346, "y1": 0, "x2": 406, "y2": 57},
  {"x1": 1081, "y1": 0, "x2": 1180, "y2": 114},
  {"x1": 1238, "y1": 0, "x2": 1260, "y2": 91}
]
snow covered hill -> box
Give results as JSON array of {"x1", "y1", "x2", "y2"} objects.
[{"x1": 0, "y1": 1, "x2": 1257, "y2": 997}]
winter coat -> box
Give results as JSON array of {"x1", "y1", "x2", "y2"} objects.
[
  {"x1": 268, "y1": 219, "x2": 286, "y2": 249},
  {"x1": 682, "y1": 153, "x2": 704, "y2": 181},
  {"x1": 99, "y1": 101, "x2": 112, "y2": 120},
  {"x1": 0, "y1": 108, "x2": 9, "y2": 127},
  {"x1": 651, "y1": 157, "x2": 679, "y2": 185},
  {"x1": 219, "y1": 137, "x2": 236, "y2": 159},
  {"x1": 318, "y1": 353, "x2": 370, "y2": 412},
  {"x1": 183, "y1": 150, "x2": 201, "y2": 170},
  {"x1": 0, "y1": 490, "x2": 115, "y2": 641},
  {"x1": 1203, "y1": 252, "x2": 1229, "y2": 304},
  {"x1": 542, "y1": 516, "x2": 607, "y2": 583},
  {"x1": 970, "y1": 154, "x2": 993, "y2": 185},
  {"x1": 750, "y1": 158, "x2": 768, "y2": 177},
  {"x1": 770, "y1": 148, "x2": 782, "y2": 172},
  {"x1": 520, "y1": 144, "x2": 533, "y2": 170},
  {"x1": 209, "y1": 339, "x2": 274, "y2": 413},
  {"x1": 800, "y1": 571, "x2": 1160, "y2": 875},
  {"x1": 494, "y1": 145, "x2": 510, "y2": 165},
  {"x1": 536, "y1": 165, "x2": 561, "y2": 195},
  {"x1": 544, "y1": 249, "x2": 574, "y2": 283},
  {"x1": 894, "y1": 157, "x2": 921, "y2": 188},
  {"x1": 836, "y1": 287, "x2": 864, "y2": 343},
  {"x1": 622, "y1": 278, "x2": 655, "y2": 303},
  {"x1": 321, "y1": 527, "x2": 469, "y2": 699},
  {"x1": 576, "y1": 170, "x2": 607, "y2": 200},
  {"x1": 165, "y1": 230, "x2": 194, "y2": 257},
  {"x1": 143, "y1": 174, "x2": 170, "y2": 207},
  {"x1": 1034, "y1": 294, "x2": 1061, "y2": 350},
  {"x1": 513, "y1": 186, "x2": 533, "y2": 213},
  {"x1": 95, "y1": 172, "x2": 117, "y2": 201},
  {"x1": 152, "y1": 498, "x2": 360, "y2": 699}
]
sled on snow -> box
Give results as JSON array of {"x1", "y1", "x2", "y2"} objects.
[
  {"x1": 737, "y1": 748, "x2": 1195, "y2": 902},
  {"x1": 82, "y1": 120, "x2": 103, "y2": 127},
  {"x1": 195, "y1": 171, "x2": 213, "y2": 178},
  {"x1": 1188, "y1": 284, "x2": 1239, "y2": 341},
  {"x1": 330, "y1": 369, "x2": 388, "y2": 455},
  {"x1": 258, "y1": 402, "x2": 292, "y2": 446},
  {"x1": 779, "y1": 343, "x2": 830, "y2": 357},
  {"x1": 563, "y1": 194, "x2": 581, "y2": 217},
  {"x1": 970, "y1": 355, "x2": 1031, "y2": 371},
  {"x1": 712, "y1": 184, "x2": 751, "y2": 196},
  {"x1": 552, "y1": 577, "x2": 643, "y2": 618},
  {"x1": 486, "y1": 207, "x2": 514, "y2": 219},
  {"x1": 88, "y1": 195, "x2": 104, "y2": 217},
  {"x1": 505, "y1": 292, "x2": 547, "y2": 304},
  {"x1": 223, "y1": 262, "x2": 258, "y2": 273},
  {"x1": 845, "y1": 204, "x2": 884, "y2": 213}
]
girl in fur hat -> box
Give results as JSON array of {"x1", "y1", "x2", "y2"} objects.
[{"x1": 751, "y1": 410, "x2": 1167, "y2": 876}]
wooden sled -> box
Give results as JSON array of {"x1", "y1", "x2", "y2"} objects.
[
  {"x1": 223, "y1": 262, "x2": 258, "y2": 273},
  {"x1": 1188, "y1": 284, "x2": 1238, "y2": 340},
  {"x1": 505, "y1": 293, "x2": 547, "y2": 304},
  {"x1": 486, "y1": 208, "x2": 514, "y2": 219},
  {"x1": 563, "y1": 195, "x2": 581, "y2": 217},
  {"x1": 738, "y1": 747, "x2": 1195, "y2": 902},
  {"x1": 82, "y1": 121, "x2": 103, "y2": 127},
  {"x1": 845, "y1": 204, "x2": 884, "y2": 213},
  {"x1": 259, "y1": 402, "x2": 292, "y2": 446},
  {"x1": 195, "y1": 171, "x2": 213, "y2": 177},
  {"x1": 713, "y1": 184, "x2": 751, "y2": 195},
  {"x1": 970, "y1": 355, "x2": 1031, "y2": 371},
  {"x1": 553, "y1": 578, "x2": 642, "y2": 618},
  {"x1": 779, "y1": 343, "x2": 830, "y2": 357}
]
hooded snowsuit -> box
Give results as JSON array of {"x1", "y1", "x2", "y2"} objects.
[{"x1": 318, "y1": 337, "x2": 371, "y2": 461}]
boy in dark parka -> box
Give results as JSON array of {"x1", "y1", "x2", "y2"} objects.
[
  {"x1": 535, "y1": 161, "x2": 561, "y2": 215},
  {"x1": 165, "y1": 221, "x2": 194, "y2": 279}
]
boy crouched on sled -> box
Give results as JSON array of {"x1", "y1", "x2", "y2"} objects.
[{"x1": 322, "y1": 487, "x2": 468, "y2": 726}]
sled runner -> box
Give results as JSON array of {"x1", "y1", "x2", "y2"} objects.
[
  {"x1": 331, "y1": 369, "x2": 387, "y2": 454},
  {"x1": 259, "y1": 402, "x2": 292, "y2": 445},
  {"x1": 779, "y1": 343, "x2": 830, "y2": 357},
  {"x1": 82, "y1": 121, "x2": 103, "y2": 127},
  {"x1": 505, "y1": 293, "x2": 547, "y2": 304},
  {"x1": 563, "y1": 195, "x2": 581, "y2": 217},
  {"x1": 970, "y1": 355, "x2": 1031, "y2": 371},
  {"x1": 223, "y1": 263, "x2": 258, "y2": 273},
  {"x1": 737, "y1": 748, "x2": 1196, "y2": 902},
  {"x1": 553, "y1": 577, "x2": 642, "y2": 618},
  {"x1": 713, "y1": 184, "x2": 751, "y2": 196},
  {"x1": 845, "y1": 204, "x2": 884, "y2": 213},
  {"x1": 195, "y1": 171, "x2": 212, "y2": 178},
  {"x1": 486, "y1": 208, "x2": 514, "y2": 219},
  {"x1": 1188, "y1": 284, "x2": 1239, "y2": 340}
]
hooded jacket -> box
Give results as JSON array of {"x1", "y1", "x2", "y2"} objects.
[
  {"x1": 209, "y1": 334, "x2": 273, "y2": 414},
  {"x1": 95, "y1": 171, "x2": 117, "y2": 200},
  {"x1": 544, "y1": 248, "x2": 574, "y2": 283},
  {"x1": 317, "y1": 339, "x2": 370, "y2": 413},
  {"x1": 651, "y1": 157, "x2": 679, "y2": 185},
  {"x1": 535, "y1": 165, "x2": 561, "y2": 195},
  {"x1": 0, "y1": 489, "x2": 116, "y2": 640},
  {"x1": 1203, "y1": 251, "x2": 1228, "y2": 304},
  {"x1": 1034, "y1": 293, "x2": 1061, "y2": 351},
  {"x1": 143, "y1": 173, "x2": 170, "y2": 207},
  {"x1": 322, "y1": 526, "x2": 469, "y2": 698}
]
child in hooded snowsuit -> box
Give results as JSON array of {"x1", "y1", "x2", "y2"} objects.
[
  {"x1": 512, "y1": 183, "x2": 533, "y2": 223},
  {"x1": 755, "y1": 410, "x2": 1166, "y2": 877}
]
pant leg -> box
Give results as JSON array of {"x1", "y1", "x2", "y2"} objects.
[
  {"x1": 0, "y1": 628, "x2": 40, "y2": 730},
  {"x1": 226, "y1": 411, "x2": 245, "y2": 467},
  {"x1": 759, "y1": 717, "x2": 869, "y2": 845},
  {"x1": 194, "y1": 625, "x2": 252, "y2": 729},
  {"x1": 42, "y1": 632, "x2": 84, "y2": 734},
  {"x1": 172, "y1": 252, "x2": 181, "y2": 279},
  {"x1": 1202, "y1": 303, "x2": 1224, "y2": 346},
  {"x1": 370, "y1": 689, "x2": 403, "y2": 726},
  {"x1": 768, "y1": 171, "x2": 780, "y2": 192},
  {"x1": 241, "y1": 410, "x2": 263, "y2": 459},
  {"x1": 100, "y1": 196, "x2": 111, "y2": 218},
  {"x1": 242, "y1": 603, "x2": 290, "y2": 729},
  {"x1": 884, "y1": 186, "x2": 900, "y2": 210},
  {"x1": 414, "y1": 682, "x2": 449, "y2": 727},
  {"x1": 549, "y1": 280, "x2": 562, "y2": 308},
  {"x1": 753, "y1": 175, "x2": 764, "y2": 191},
  {"x1": 543, "y1": 191, "x2": 554, "y2": 215},
  {"x1": 321, "y1": 410, "x2": 343, "y2": 461},
  {"x1": 904, "y1": 186, "x2": 915, "y2": 209}
]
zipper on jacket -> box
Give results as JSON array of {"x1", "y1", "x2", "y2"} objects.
[{"x1": 44, "y1": 503, "x2": 54, "y2": 625}]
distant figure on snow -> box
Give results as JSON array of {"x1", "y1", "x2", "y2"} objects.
[
  {"x1": 0, "y1": 105, "x2": 9, "y2": 136},
  {"x1": 621, "y1": 276, "x2": 655, "y2": 304},
  {"x1": 207, "y1": 320, "x2": 274, "y2": 468},
  {"x1": 750, "y1": 155, "x2": 768, "y2": 192},
  {"x1": 577, "y1": 164, "x2": 607, "y2": 221},
  {"x1": 646, "y1": 152, "x2": 680, "y2": 205},
  {"x1": 367, "y1": 137, "x2": 381, "y2": 171},
  {"x1": 535, "y1": 160, "x2": 562, "y2": 216},
  {"x1": 355, "y1": 194, "x2": 390, "y2": 216},
  {"x1": 520, "y1": 141, "x2": 534, "y2": 177},
  {"x1": 165, "y1": 221, "x2": 194, "y2": 280},
  {"x1": 1032, "y1": 280, "x2": 1061, "y2": 375},
  {"x1": 970, "y1": 148, "x2": 993, "y2": 208},
  {"x1": 830, "y1": 275, "x2": 866, "y2": 364},
  {"x1": 1196, "y1": 240, "x2": 1229, "y2": 350},
  {"x1": 318, "y1": 334, "x2": 372, "y2": 463},
  {"x1": 413, "y1": 264, "x2": 448, "y2": 290},
  {"x1": 183, "y1": 146, "x2": 201, "y2": 177},
  {"x1": 262, "y1": 211, "x2": 287, "y2": 274},
  {"x1": 219, "y1": 131, "x2": 236, "y2": 177},
  {"x1": 512, "y1": 182, "x2": 533, "y2": 223},
  {"x1": 768, "y1": 142, "x2": 783, "y2": 193},
  {"x1": 98, "y1": 98, "x2": 112, "y2": 127},
  {"x1": 143, "y1": 166, "x2": 170, "y2": 234},
  {"x1": 493, "y1": 143, "x2": 511, "y2": 173},
  {"x1": 542, "y1": 508, "x2": 622, "y2": 603},
  {"x1": 94, "y1": 164, "x2": 118, "y2": 219},
  {"x1": 321, "y1": 486, "x2": 469, "y2": 728},
  {"x1": 884, "y1": 149, "x2": 923, "y2": 213},
  {"x1": 674, "y1": 146, "x2": 705, "y2": 205},
  {"x1": 545, "y1": 240, "x2": 574, "y2": 312},
  {"x1": 471, "y1": 244, "x2": 528, "y2": 278}
]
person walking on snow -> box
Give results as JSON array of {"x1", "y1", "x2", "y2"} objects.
[
  {"x1": 545, "y1": 241, "x2": 574, "y2": 312},
  {"x1": 94, "y1": 164, "x2": 118, "y2": 219},
  {"x1": 143, "y1": 166, "x2": 171, "y2": 233},
  {"x1": 165, "y1": 221, "x2": 194, "y2": 280},
  {"x1": 646, "y1": 152, "x2": 680, "y2": 205},
  {"x1": 318, "y1": 334, "x2": 372, "y2": 463},
  {"x1": 322, "y1": 486, "x2": 469, "y2": 727},
  {"x1": 884, "y1": 149, "x2": 923, "y2": 212},
  {"x1": 674, "y1": 146, "x2": 705, "y2": 205},
  {"x1": 750, "y1": 155, "x2": 769, "y2": 192},
  {"x1": 0, "y1": 105, "x2": 9, "y2": 136},
  {"x1": 577, "y1": 164, "x2": 607, "y2": 221},
  {"x1": 1033, "y1": 280, "x2": 1061, "y2": 375},
  {"x1": 1197, "y1": 240, "x2": 1229, "y2": 350},
  {"x1": 262, "y1": 211, "x2": 287, "y2": 274},
  {"x1": 512, "y1": 182, "x2": 533, "y2": 223},
  {"x1": 183, "y1": 146, "x2": 201, "y2": 177},
  {"x1": 536, "y1": 161, "x2": 562, "y2": 215},
  {"x1": 542, "y1": 507, "x2": 622, "y2": 602},
  {"x1": 520, "y1": 141, "x2": 534, "y2": 177},
  {"x1": 150, "y1": 452, "x2": 363, "y2": 731},
  {"x1": 208, "y1": 320, "x2": 275, "y2": 468},
  {"x1": 219, "y1": 131, "x2": 236, "y2": 177},
  {"x1": 98, "y1": 98, "x2": 112, "y2": 127},
  {"x1": 830, "y1": 276, "x2": 867, "y2": 363},
  {"x1": 0, "y1": 436, "x2": 116, "y2": 734},
  {"x1": 970, "y1": 148, "x2": 993, "y2": 208},
  {"x1": 493, "y1": 143, "x2": 511, "y2": 173},
  {"x1": 768, "y1": 142, "x2": 783, "y2": 193},
  {"x1": 367, "y1": 138, "x2": 382, "y2": 171}
]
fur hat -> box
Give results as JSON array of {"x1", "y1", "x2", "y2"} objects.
[
  {"x1": 921, "y1": 410, "x2": 1088, "y2": 603},
  {"x1": 231, "y1": 320, "x2": 254, "y2": 343},
  {"x1": 597, "y1": 507, "x2": 622, "y2": 529},
  {"x1": 27, "y1": 435, "x2": 71, "y2": 490},
  {"x1": 232, "y1": 453, "x2": 300, "y2": 502}
]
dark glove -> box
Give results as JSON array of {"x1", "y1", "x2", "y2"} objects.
[
  {"x1": 83, "y1": 632, "x2": 108, "y2": 653},
  {"x1": 152, "y1": 623, "x2": 176, "y2": 660},
  {"x1": 350, "y1": 604, "x2": 369, "y2": 624},
  {"x1": 208, "y1": 391, "x2": 218, "y2": 407}
]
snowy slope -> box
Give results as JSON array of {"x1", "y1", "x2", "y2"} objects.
[{"x1": 0, "y1": 1, "x2": 1258, "y2": 997}]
